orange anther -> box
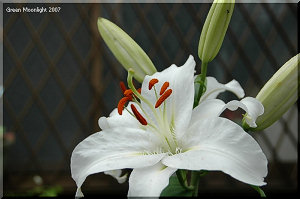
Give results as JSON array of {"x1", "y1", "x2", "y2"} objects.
[
  {"x1": 155, "y1": 89, "x2": 172, "y2": 108},
  {"x1": 120, "y1": 81, "x2": 127, "y2": 93},
  {"x1": 137, "y1": 88, "x2": 141, "y2": 94},
  {"x1": 117, "y1": 97, "x2": 131, "y2": 115},
  {"x1": 160, "y1": 82, "x2": 169, "y2": 95},
  {"x1": 149, "y1": 78, "x2": 159, "y2": 90},
  {"x1": 124, "y1": 89, "x2": 133, "y2": 97},
  {"x1": 131, "y1": 104, "x2": 147, "y2": 125}
]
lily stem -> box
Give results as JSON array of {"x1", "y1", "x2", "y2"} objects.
[
  {"x1": 191, "y1": 171, "x2": 200, "y2": 196},
  {"x1": 176, "y1": 170, "x2": 194, "y2": 191},
  {"x1": 194, "y1": 61, "x2": 208, "y2": 107}
]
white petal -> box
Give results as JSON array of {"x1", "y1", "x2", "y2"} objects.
[
  {"x1": 104, "y1": 169, "x2": 128, "y2": 183},
  {"x1": 71, "y1": 127, "x2": 166, "y2": 197},
  {"x1": 222, "y1": 97, "x2": 264, "y2": 128},
  {"x1": 128, "y1": 162, "x2": 177, "y2": 197},
  {"x1": 190, "y1": 97, "x2": 263, "y2": 128},
  {"x1": 75, "y1": 188, "x2": 83, "y2": 198},
  {"x1": 163, "y1": 117, "x2": 268, "y2": 186},
  {"x1": 141, "y1": 55, "x2": 195, "y2": 136},
  {"x1": 98, "y1": 102, "x2": 141, "y2": 130},
  {"x1": 200, "y1": 77, "x2": 245, "y2": 102},
  {"x1": 190, "y1": 99, "x2": 225, "y2": 126}
]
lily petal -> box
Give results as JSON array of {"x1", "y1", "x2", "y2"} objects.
[
  {"x1": 200, "y1": 77, "x2": 245, "y2": 102},
  {"x1": 71, "y1": 128, "x2": 166, "y2": 197},
  {"x1": 190, "y1": 97, "x2": 263, "y2": 128},
  {"x1": 104, "y1": 169, "x2": 128, "y2": 183},
  {"x1": 163, "y1": 117, "x2": 268, "y2": 186},
  {"x1": 98, "y1": 102, "x2": 142, "y2": 130},
  {"x1": 141, "y1": 55, "x2": 195, "y2": 135},
  {"x1": 190, "y1": 99, "x2": 225, "y2": 126},
  {"x1": 223, "y1": 97, "x2": 264, "y2": 128},
  {"x1": 128, "y1": 162, "x2": 177, "y2": 197}
]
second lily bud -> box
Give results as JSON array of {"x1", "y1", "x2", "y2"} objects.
[
  {"x1": 243, "y1": 54, "x2": 299, "y2": 131},
  {"x1": 198, "y1": 0, "x2": 235, "y2": 63},
  {"x1": 97, "y1": 17, "x2": 157, "y2": 83}
]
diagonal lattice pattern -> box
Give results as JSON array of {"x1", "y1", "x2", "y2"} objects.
[{"x1": 3, "y1": 3, "x2": 297, "y2": 196}]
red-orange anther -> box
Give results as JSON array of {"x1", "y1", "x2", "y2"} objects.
[
  {"x1": 155, "y1": 89, "x2": 172, "y2": 108},
  {"x1": 137, "y1": 88, "x2": 141, "y2": 94},
  {"x1": 117, "y1": 97, "x2": 131, "y2": 115},
  {"x1": 148, "y1": 78, "x2": 159, "y2": 90},
  {"x1": 120, "y1": 81, "x2": 127, "y2": 93},
  {"x1": 124, "y1": 89, "x2": 133, "y2": 97},
  {"x1": 160, "y1": 82, "x2": 169, "y2": 95},
  {"x1": 131, "y1": 104, "x2": 147, "y2": 125}
]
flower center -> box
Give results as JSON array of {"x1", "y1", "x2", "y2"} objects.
[{"x1": 116, "y1": 70, "x2": 179, "y2": 154}]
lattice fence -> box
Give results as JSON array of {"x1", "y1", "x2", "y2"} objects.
[{"x1": 2, "y1": 2, "x2": 298, "y2": 196}]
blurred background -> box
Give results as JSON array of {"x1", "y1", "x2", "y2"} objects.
[{"x1": 1, "y1": 2, "x2": 298, "y2": 197}]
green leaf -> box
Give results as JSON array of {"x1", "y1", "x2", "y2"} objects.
[
  {"x1": 251, "y1": 185, "x2": 266, "y2": 197},
  {"x1": 160, "y1": 175, "x2": 194, "y2": 197}
]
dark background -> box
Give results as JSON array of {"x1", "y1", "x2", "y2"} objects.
[{"x1": 2, "y1": 2, "x2": 298, "y2": 196}]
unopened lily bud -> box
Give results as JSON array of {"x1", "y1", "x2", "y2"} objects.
[
  {"x1": 245, "y1": 54, "x2": 299, "y2": 131},
  {"x1": 97, "y1": 18, "x2": 157, "y2": 83},
  {"x1": 198, "y1": 0, "x2": 234, "y2": 63}
]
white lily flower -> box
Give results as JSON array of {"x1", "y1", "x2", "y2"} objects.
[{"x1": 71, "y1": 55, "x2": 267, "y2": 197}]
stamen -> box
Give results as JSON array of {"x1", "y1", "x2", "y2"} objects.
[
  {"x1": 128, "y1": 69, "x2": 160, "y2": 121},
  {"x1": 155, "y1": 89, "x2": 172, "y2": 108},
  {"x1": 131, "y1": 104, "x2": 147, "y2": 125},
  {"x1": 160, "y1": 82, "x2": 169, "y2": 95},
  {"x1": 149, "y1": 78, "x2": 159, "y2": 90},
  {"x1": 120, "y1": 81, "x2": 127, "y2": 93},
  {"x1": 137, "y1": 88, "x2": 141, "y2": 94},
  {"x1": 124, "y1": 89, "x2": 133, "y2": 97},
  {"x1": 117, "y1": 97, "x2": 131, "y2": 115}
]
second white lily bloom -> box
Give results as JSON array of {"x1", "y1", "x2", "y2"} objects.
[{"x1": 71, "y1": 55, "x2": 267, "y2": 197}]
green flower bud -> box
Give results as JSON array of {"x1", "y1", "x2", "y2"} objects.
[
  {"x1": 245, "y1": 54, "x2": 299, "y2": 131},
  {"x1": 97, "y1": 17, "x2": 157, "y2": 83},
  {"x1": 198, "y1": 0, "x2": 234, "y2": 63}
]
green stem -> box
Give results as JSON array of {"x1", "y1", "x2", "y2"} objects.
[
  {"x1": 176, "y1": 170, "x2": 194, "y2": 191},
  {"x1": 194, "y1": 62, "x2": 208, "y2": 107},
  {"x1": 191, "y1": 171, "x2": 200, "y2": 196}
]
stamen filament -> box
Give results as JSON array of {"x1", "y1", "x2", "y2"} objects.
[
  {"x1": 131, "y1": 104, "x2": 147, "y2": 125},
  {"x1": 125, "y1": 105, "x2": 157, "y2": 132},
  {"x1": 155, "y1": 89, "x2": 172, "y2": 108},
  {"x1": 153, "y1": 86, "x2": 159, "y2": 101},
  {"x1": 127, "y1": 69, "x2": 160, "y2": 121},
  {"x1": 124, "y1": 106, "x2": 136, "y2": 118}
]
